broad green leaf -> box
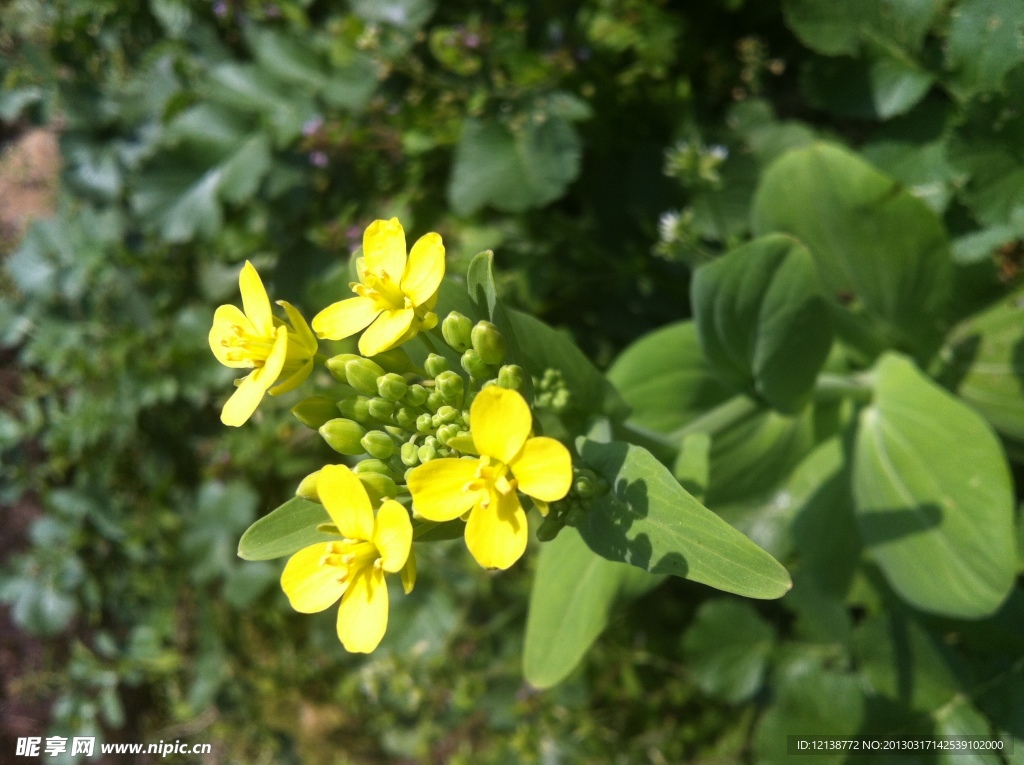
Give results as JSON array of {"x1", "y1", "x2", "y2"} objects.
[
  {"x1": 673, "y1": 431, "x2": 711, "y2": 501},
  {"x1": 947, "y1": 0, "x2": 1024, "y2": 94},
  {"x1": 448, "y1": 117, "x2": 582, "y2": 215},
  {"x1": 237, "y1": 497, "x2": 335, "y2": 561},
  {"x1": 935, "y1": 698, "x2": 1003, "y2": 765},
  {"x1": 862, "y1": 140, "x2": 964, "y2": 215},
  {"x1": 692, "y1": 234, "x2": 832, "y2": 413},
  {"x1": 218, "y1": 133, "x2": 272, "y2": 204},
  {"x1": 943, "y1": 291, "x2": 1024, "y2": 441},
  {"x1": 752, "y1": 143, "x2": 952, "y2": 358},
  {"x1": 801, "y1": 53, "x2": 933, "y2": 121},
  {"x1": 132, "y1": 160, "x2": 223, "y2": 243},
  {"x1": 523, "y1": 528, "x2": 661, "y2": 689},
  {"x1": 852, "y1": 353, "x2": 1017, "y2": 618},
  {"x1": 782, "y1": 0, "x2": 867, "y2": 55},
  {"x1": 508, "y1": 308, "x2": 626, "y2": 420},
  {"x1": 754, "y1": 666, "x2": 865, "y2": 765},
  {"x1": 576, "y1": 439, "x2": 792, "y2": 599},
  {"x1": 854, "y1": 612, "x2": 961, "y2": 713},
  {"x1": 607, "y1": 321, "x2": 730, "y2": 434},
  {"x1": 682, "y1": 599, "x2": 775, "y2": 703}
]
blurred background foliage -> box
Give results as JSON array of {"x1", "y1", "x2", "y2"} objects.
[{"x1": 1, "y1": 0, "x2": 1022, "y2": 762}]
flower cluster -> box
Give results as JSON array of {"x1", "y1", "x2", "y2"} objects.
[{"x1": 208, "y1": 219, "x2": 575, "y2": 653}]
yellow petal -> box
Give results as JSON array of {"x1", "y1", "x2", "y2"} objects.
[
  {"x1": 269, "y1": 357, "x2": 313, "y2": 396},
  {"x1": 407, "y1": 458, "x2": 480, "y2": 521},
  {"x1": 337, "y1": 565, "x2": 388, "y2": 653},
  {"x1": 509, "y1": 436, "x2": 573, "y2": 502},
  {"x1": 400, "y1": 548, "x2": 416, "y2": 594},
  {"x1": 221, "y1": 372, "x2": 265, "y2": 426},
  {"x1": 470, "y1": 386, "x2": 532, "y2": 464},
  {"x1": 259, "y1": 325, "x2": 289, "y2": 385},
  {"x1": 277, "y1": 300, "x2": 318, "y2": 354},
  {"x1": 401, "y1": 232, "x2": 445, "y2": 307},
  {"x1": 240, "y1": 261, "x2": 273, "y2": 336},
  {"x1": 372, "y1": 500, "x2": 412, "y2": 573},
  {"x1": 311, "y1": 296, "x2": 379, "y2": 341},
  {"x1": 281, "y1": 543, "x2": 347, "y2": 613},
  {"x1": 464, "y1": 490, "x2": 528, "y2": 570},
  {"x1": 318, "y1": 464, "x2": 374, "y2": 541},
  {"x1": 358, "y1": 308, "x2": 414, "y2": 356},
  {"x1": 209, "y1": 304, "x2": 254, "y2": 368},
  {"x1": 362, "y1": 218, "x2": 407, "y2": 282}
]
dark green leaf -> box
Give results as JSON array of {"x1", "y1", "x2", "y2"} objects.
[
  {"x1": 947, "y1": 0, "x2": 1024, "y2": 94},
  {"x1": 523, "y1": 528, "x2": 661, "y2": 688},
  {"x1": 237, "y1": 497, "x2": 336, "y2": 561},
  {"x1": 576, "y1": 439, "x2": 792, "y2": 599},
  {"x1": 682, "y1": 599, "x2": 775, "y2": 703},
  {"x1": 692, "y1": 234, "x2": 833, "y2": 413},
  {"x1": 852, "y1": 353, "x2": 1017, "y2": 617}
]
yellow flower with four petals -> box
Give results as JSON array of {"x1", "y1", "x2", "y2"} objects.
[
  {"x1": 312, "y1": 218, "x2": 445, "y2": 357},
  {"x1": 209, "y1": 262, "x2": 318, "y2": 426},
  {"x1": 280, "y1": 464, "x2": 415, "y2": 653},
  {"x1": 408, "y1": 386, "x2": 572, "y2": 570}
]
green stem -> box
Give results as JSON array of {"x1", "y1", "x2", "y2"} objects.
[
  {"x1": 419, "y1": 331, "x2": 440, "y2": 355},
  {"x1": 313, "y1": 352, "x2": 329, "y2": 365},
  {"x1": 813, "y1": 372, "x2": 873, "y2": 404},
  {"x1": 614, "y1": 394, "x2": 760, "y2": 460}
]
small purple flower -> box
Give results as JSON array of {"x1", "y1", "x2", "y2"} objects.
[
  {"x1": 463, "y1": 32, "x2": 481, "y2": 49},
  {"x1": 213, "y1": 0, "x2": 228, "y2": 18},
  {"x1": 302, "y1": 116, "x2": 324, "y2": 137},
  {"x1": 309, "y1": 151, "x2": 329, "y2": 168},
  {"x1": 346, "y1": 225, "x2": 363, "y2": 250},
  {"x1": 264, "y1": 4, "x2": 281, "y2": 18}
]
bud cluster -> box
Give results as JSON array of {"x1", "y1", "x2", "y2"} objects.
[
  {"x1": 535, "y1": 466, "x2": 608, "y2": 541},
  {"x1": 533, "y1": 368, "x2": 571, "y2": 413}
]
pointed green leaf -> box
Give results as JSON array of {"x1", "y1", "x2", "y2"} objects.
[
  {"x1": 576, "y1": 439, "x2": 792, "y2": 599},
  {"x1": 523, "y1": 528, "x2": 662, "y2": 689},
  {"x1": 853, "y1": 353, "x2": 1017, "y2": 618},
  {"x1": 237, "y1": 497, "x2": 335, "y2": 561},
  {"x1": 692, "y1": 234, "x2": 833, "y2": 413}
]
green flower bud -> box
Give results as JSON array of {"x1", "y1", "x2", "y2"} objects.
[
  {"x1": 424, "y1": 353, "x2": 449, "y2": 378},
  {"x1": 357, "y1": 472, "x2": 398, "y2": 504},
  {"x1": 353, "y1": 458, "x2": 391, "y2": 475},
  {"x1": 326, "y1": 353, "x2": 361, "y2": 383},
  {"x1": 436, "y1": 423, "x2": 460, "y2": 446},
  {"x1": 377, "y1": 372, "x2": 408, "y2": 402},
  {"x1": 367, "y1": 397, "x2": 396, "y2": 421},
  {"x1": 346, "y1": 357, "x2": 386, "y2": 396},
  {"x1": 425, "y1": 391, "x2": 444, "y2": 412},
  {"x1": 416, "y1": 413, "x2": 434, "y2": 433},
  {"x1": 338, "y1": 395, "x2": 371, "y2": 422},
  {"x1": 442, "y1": 311, "x2": 473, "y2": 352},
  {"x1": 435, "y1": 370, "x2": 464, "y2": 403},
  {"x1": 396, "y1": 406, "x2": 419, "y2": 430},
  {"x1": 565, "y1": 505, "x2": 587, "y2": 527},
  {"x1": 405, "y1": 384, "x2": 428, "y2": 407},
  {"x1": 400, "y1": 441, "x2": 420, "y2": 467},
  {"x1": 536, "y1": 513, "x2": 565, "y2": 542},
  {"x1": 497, "y1": 364, "x2": 526, "y2": 392},
  {"x1": 574, "y1": 472, "x2": 597, "y2": 499},
  {"x1": 384, "y1": 425, "x2": 406, "y2": 439},
  {"x1": 471, "y1": 320, "x2": 507, "y2": 365},
  {"x1": 461, "y1": 349, "x2": 491, "y2": 380},
  {"x1": 418, "y1": 443, "x2": 438, "y2": 462},
  {"x1": 435, "y1": 405, "x2": 458, "y2": 424},
  {"x1": 291, "y1": 396, "x2": 340, "y2": 429},
  {"x1": 424, "y1": 436, "x2": 439, "y2": 450},
  {"x1": 361, "y1": 430, "x2": 395, "y2": 460},
  {"x1": 295, "y1": 470, "x2": 321, "y2": 502},
  {"x1": 320, "y1": 418, "x2": 367, "y2": 455}
]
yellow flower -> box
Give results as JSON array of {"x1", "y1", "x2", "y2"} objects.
[
  {"x1": 311, "y1": 218, "x2": 445, "y2": 356},
  {"x1": 209, "y1": 262, "x2": 318, "y2": 426},
  {"x1": 407, "y1": 386, "x2": 572, "y2": 570},
  {"x1": 280, "y1": 464, "x2": 415, "y2": 654}
]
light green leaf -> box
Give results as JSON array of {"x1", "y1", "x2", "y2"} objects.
[
  {"x1": 782, "y1": 0, "x2": 868, "y2": 55},
  {"x1": 683, "y1": 599, "x2": 775, "y2": 703},
  {"x1": 752, "y1": 143, "x2": 952, "y2": 358},
  {"x1": 448, "y1": 117, "x2": 582, "y2": 215},
  {"x1": 943, "y1": 291, "x2": 1024, "y2": 442},
  {"x1": 218, "y1": 133, "x2": 272, "y2": 204},
  {"x1": 692, "y1": 234, "x2": 833, "y2": 413},
  {"x1": 935, "y1": 698, "x2": 1004, "y2": 765},
  {"x1": 237, "y1": 497, "x2": 336, "y2": 561},
  {"x1": 852, "y1": 352, "x2": 1017, "y2": 618},
  {"x1": 523, "y1": 528, "x2": 662, "y2": 689},
  {"x1": 576, "y1": 439, "x2": 792, "y2": 599},
  {"x1": 607, "y1": 321, "x2": 730, "y2": 434},
  {"x1": 674, "y1": 431, "x2": 711, "y2": 501}
]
